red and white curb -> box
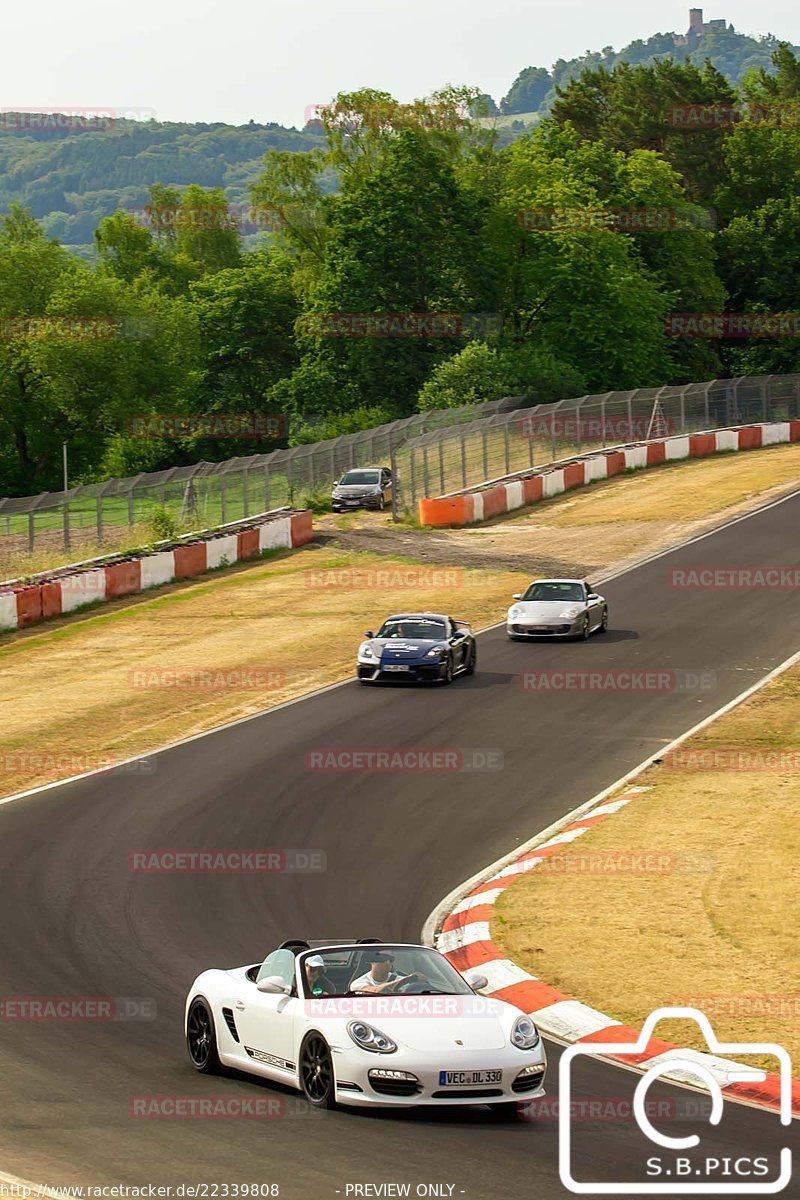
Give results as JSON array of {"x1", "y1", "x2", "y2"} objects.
[
  {"x1": 428, "y1": 647, "x2": 800, "y2": 1119},
  {"x1": 435, "y1": 787, "x2": 799, "y2": 1116}
]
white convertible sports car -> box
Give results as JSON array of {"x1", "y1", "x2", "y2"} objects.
[{"x1": 185, "y1": 941, "x2": 547, "y2": 1113}]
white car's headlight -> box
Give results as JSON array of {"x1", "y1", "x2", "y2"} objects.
[
  {"x1": 359, "y1": 644, "x2": 375, "y2": 659},
  {"x1": 559, "y1": 605, "x2": 583, "y2": 619},
  {"x1": 508, "y1": 607, "x2": 521, "y2": 620},
  {"x1": 511, "y1": 1014, "x2": 540, "y2": 1050},
  {"x1": 347, "y1": 1020, "x2": 397, "y2": 1053}
]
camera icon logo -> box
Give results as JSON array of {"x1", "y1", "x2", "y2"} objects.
[{"x1": 559, "y1": 1006, "x2": 793, "y2": 1194}]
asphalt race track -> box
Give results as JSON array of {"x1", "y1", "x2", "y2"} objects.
[{"x1": 1, "y1": 494, "x2": 799, "y2": 1197}]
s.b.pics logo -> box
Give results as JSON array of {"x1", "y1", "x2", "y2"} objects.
[{"x1": 559, "y1": 1007, "x2": 793, "y2": 1194}]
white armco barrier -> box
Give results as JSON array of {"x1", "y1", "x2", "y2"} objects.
[
  {"x1": 624, "y1": 445, "x2": 649, "y2": 470},
  {"x1": 542, "y1": 469, "x2": 565, "y2": 498},
  {"x1": 584, "y1": 455, "x2": 608, "y2": 482},
  {"x1": 664, "y1": 436, "x2": 691, "y2": 461},
  {"x1": 0, "y1": 592, "x2": 17, "y2": 631},
  {"x1": 59, "y1": 569, "x2": 107, "y2": 614},
  {"x1": 762, "y1": 422, "x2": 791, "y2": 446},
  {"x1": 715, "y1": 429, "x2": 739, "y2": 451},
  {"x1": 206, "y1": 534, "x2": 239, "y2": 570},
  {"x1": 140, "y1": 552, "x2": 176, "y2": 590},
  {"x1": 259, "y1": 516, "x2": 292, "y2": 550},
  {"x1": 505, "y1": 480, "x2": 524, "y2": 510}
]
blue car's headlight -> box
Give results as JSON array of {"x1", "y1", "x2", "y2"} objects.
[
  {"x1": 511, "y1": 1014, "x2": 540, "y2": 1050},
  {"x1": 348, "y1": 1020, "x2": 397, "y2": 1053},
  {"x1": 425, "y1": 647, "x2": 445, "y2": 659},
  {"x1": 360, "y1": 645, "x2": 375, "y2": 659}
]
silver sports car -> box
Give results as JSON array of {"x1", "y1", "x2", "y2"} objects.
[{"x1": 507, "y1": 578, "x2": 608, "y2": 640}]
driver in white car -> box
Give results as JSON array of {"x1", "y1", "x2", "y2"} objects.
[{"x1": 349, "y1": 950, "x2": 427, "y2": 994}]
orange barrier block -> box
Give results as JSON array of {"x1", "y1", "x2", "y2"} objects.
[
  {"x1": 604, "y1": 451, "x2": 626, "y2": 476},
  {"x1": 738, "y1": 426, "x2": 762, "y2": 450},
  {"x1": 522, "y1": 475, "x2": 544, "y2": 505},
  {"x1": 563, "y1": 462, "x2": 585, "y2": 490},
  {"x1": 15, "y1": 585, "x2": 43, "y2": 628},
  {"x1": 481, "y1": 486, "x2": 508, "y2": 520},
  {"x1": 237, "y1": 528, "x2": 260, "y2": 560},
  {"x1": 105, "y1": 560, "x2": 141, "y2": 598},
  {"x1": 40, "y1": 581, "x2": 63, "y2": 619},
  {"x1": 173, "y1": 542, "x2": 207, "y2": 580},
  {"x1": 418, "y1": 495, "x2": 473, "y2": 527},
  {"x1": 290, "y1": 510, "x2": 314, "y2": 547},
  {"x1": 646, "y1": 441, "x2": 666, "y2": 466},
  {"x1": 689, "y1": 433, "x2": 717, "y2": 458},
  {"x1": 790, "y1": 420, "x2": 800, "y2": 442}
]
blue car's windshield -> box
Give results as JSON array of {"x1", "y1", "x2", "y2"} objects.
[{"x1": 376, "y1": 618, "x2": 446, "y2": 640}]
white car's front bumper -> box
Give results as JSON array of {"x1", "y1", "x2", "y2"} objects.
[{"x1": 330, "y1": 1042, "x2": 547, "y2": 1108}]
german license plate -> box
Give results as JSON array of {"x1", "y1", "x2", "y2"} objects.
[
  {"x1": 384, "y1": 665, "x2": 410, "y2": 672},
  {"x1": 438, "y1": 1069, "x2": 502, "y2": 1086}
]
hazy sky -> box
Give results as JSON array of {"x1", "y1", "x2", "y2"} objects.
[{"x1": 4, "y1": 1, "x2": 800, "y2": 128}]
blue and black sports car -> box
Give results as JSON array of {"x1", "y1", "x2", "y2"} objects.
[{"x1": 357, "y1": 613, "x2": 476, "y2": 684}]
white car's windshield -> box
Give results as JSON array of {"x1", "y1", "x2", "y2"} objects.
[
  {"x1": 300, "y1": 945, "x2": 474, "y2": 998},
  {"x1": 376, "y1": 618, "x2": 446, "y2": 640},
  {"x1": 339, "y1": 470, "x2": 380, "y2": 485},
  {"x1": 522, "y1": 582, "x2": 584, "y2": 603}
]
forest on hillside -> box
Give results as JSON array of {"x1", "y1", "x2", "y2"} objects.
[{"x1": 2, "y1": 46, "x2": 800, "y2": 498}]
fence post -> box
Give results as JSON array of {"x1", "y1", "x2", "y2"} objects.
[
  {"x1": 96, "y1": 493, "x2": 103, "y2": 543},
  {"x1": 28, "y1": 510, "x2": 35, "y2": 552},
  {"x1": 410, "y1": 447, "x2": 417, "y2": 515},
  {"x1": 220, "y1": 476, "x2": 227, "y2": 525},
  {"x1": 482, "y1": 428, "x2": 488, "y2": 480},
  {"x1": 265, "y1": 465, "x2": 271, "y2": 512},
  {"x1": 438, "y1": 437, "x2": 446, "y2": 494},
  {"x1": 422, "y1": 443, "x2": 430, "y2": 496},
  {"x1": 503, "y1": 421, "x2": 510, "y2": 475},
  {"x1": 390, "y1": 448, "x2": 399, "y2": 522},
  {"x1": 242, "y1": 467, "x2": 250, "y2": 518},
  {"x1": 461, "y1": 429, "x2": 467, "y2": 489}
]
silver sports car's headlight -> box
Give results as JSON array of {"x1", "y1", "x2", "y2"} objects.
[
  {"x1": 347, "y1": 1020, "x2": 397, "y2": 1054},
  {"x1": 508, "y1": 607, "x2": 521, "y2": 619},
  {"x1": 559, "y1": 605, "x2": 583, "y2": 619},
  {"x1": 359, "y1": 644, "x2": 375, "y2": 659},
  {"x1": 511, "y1": 1014, "x2": 540, "y2": 1050}
]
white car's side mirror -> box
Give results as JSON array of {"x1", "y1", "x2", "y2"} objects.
[
  {"x1": 587, "y1": 594, "x2": 600, "y2": 602},
  {"x1": 256, "y1": 975, "x2": 291, "y2": 994},
  {"x1": 463, "y1": 969, "x2": 489, "y2": 992},
  {"x1": 512, "y1": 593, "x2": 522, "y2": 601}
]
